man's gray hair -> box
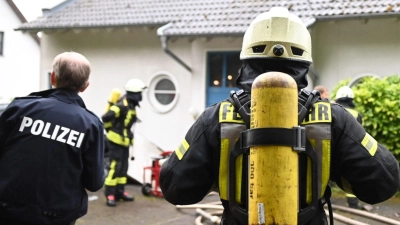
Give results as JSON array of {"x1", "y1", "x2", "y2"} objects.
[{"x1": 52, "y1": 52, "x2": 91, "y2": 92}]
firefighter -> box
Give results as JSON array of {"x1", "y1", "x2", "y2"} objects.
[
  {"x1": 335, "y1": 86, "x2": 362, "y2": 124},
  {"x1": 159, "y1": 7, "x2": 400, "y2": 225},
  {"x1": 335, "y1": 86, "x2": 363, "y2": 209},
  {"x1": 103, "y1": 78, "x2": 146, "y2": 207}
]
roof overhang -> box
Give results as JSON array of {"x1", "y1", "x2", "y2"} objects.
[{"x1": 314, "y1": 12, "x2": 400, "y2": 21}]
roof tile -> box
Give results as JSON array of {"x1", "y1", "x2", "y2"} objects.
[{"x1": 16, "y1": 0, "x2": 400, "y2": 36}]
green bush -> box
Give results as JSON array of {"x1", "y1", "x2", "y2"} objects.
[{"x1": 331, "y1": 75, "x2": 400, "y2": 160}]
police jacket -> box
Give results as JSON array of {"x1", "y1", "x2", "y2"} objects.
[
  {"x1": 160, "y1": 98, "x2": 400, "y2": 224},
  {"x1": 0, "y1": 88, "x2": 105, "y2": 225},
  {"x1": 102, "y1": 98, "x2": 137, "y2": 147}
]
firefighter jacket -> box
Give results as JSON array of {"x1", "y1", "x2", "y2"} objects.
[
  {"x1": 0, "y1": 88, "x2": 105, "y2": 225},
  {"x1": 340, "y1": 102, "x2": 363, "y2": 125},
  {"x1": 102, "y1": 98, "x2": 137, "y2": 147},
  {"x1": 160, "y1": 98, "x2": 400, "y2": 224}
]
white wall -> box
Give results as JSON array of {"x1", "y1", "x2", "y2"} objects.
[
  {"x1": 311, "y1": 17, "x2": 400, "y2": 91},
  {"x1": 0, "y1": 1, "x2": 40, "y2": 102},
  {"x1": 36, "y1": 17, "x2": 400, "y2": 151},
  {"x1": 40, "y1": 27, "x2": 194, "y2": 151}
]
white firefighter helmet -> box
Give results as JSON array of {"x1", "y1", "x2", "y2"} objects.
[
  {"x1": 125, "y1": 78, "x2": 146, "y2": 93},
  {"x1": 240, "y1": 7, "x2": 312, "y2": 63},
  {"x1": 335, "y1": 86, "x2": 354, "y2": 99}
]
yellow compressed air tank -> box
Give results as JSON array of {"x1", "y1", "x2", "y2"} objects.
[
  {"x1": 104, "y1": 88, "x2": 121, "y2": 113},
  {"x1": 248, "y1": 72, "x2": 298, "y2": 225}
]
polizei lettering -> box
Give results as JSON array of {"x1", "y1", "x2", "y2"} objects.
[{"x1": 19, "y1": 116, "x2": 85, "y2": 148}]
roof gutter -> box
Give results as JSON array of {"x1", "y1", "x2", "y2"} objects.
[
  {"x1": 304, "y1": 17, "x2": 319, "y2": 85},
  {"x1": 157, "y1": 23, "x2": 192, "y2": 72},
  {"x1": 313, "y1": 12, "x2": 400, "y2": 21},
  {"x1": 305, "y1": 17, "x2": 317, "y2": 28}
]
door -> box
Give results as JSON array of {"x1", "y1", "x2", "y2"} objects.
[{"x1": 206, "y1": 51, "x2": 241, "y2": 107}]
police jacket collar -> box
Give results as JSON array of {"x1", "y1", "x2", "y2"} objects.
[{"x1": 28, "y1": 88, "x2": 87, "y2": 108}]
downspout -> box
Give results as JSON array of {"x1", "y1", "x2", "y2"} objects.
[
  {"x1": 304, "y1": 17, "x2": 320, "y2": 86},
  {"x1": 157, "y1": 23, "x2": 192, "y2": 72}
]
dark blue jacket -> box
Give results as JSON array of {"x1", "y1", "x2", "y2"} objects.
[{"x1": 0, "y1": 88, "x2": 104, "y2": 225}]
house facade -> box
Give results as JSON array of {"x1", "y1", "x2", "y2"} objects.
[
  {"x1": 16, "y1": 0, "x2": 400, "y2": 182},
  {"x1": 311, "y1": 16, "x2": 400, "y2": 88},
  {"x1": 0, "y1": 0, "x2": 40, "y2": 102}
]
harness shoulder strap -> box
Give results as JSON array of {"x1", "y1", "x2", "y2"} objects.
[{"x1": 228, "y1": 89, "x2": 321, "y2": 126}]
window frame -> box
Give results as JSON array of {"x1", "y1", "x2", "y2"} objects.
[
  {"x1": 0, "y1": 32, "x2": 4, "y2": 56},
  {"x1": 147, "y1": 71, "x2": 179, "y2": 114}
]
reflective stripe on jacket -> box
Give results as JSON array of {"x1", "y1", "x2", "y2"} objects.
[{"x1": 102, "y1": 99, "x2": 137, "y2": 147}]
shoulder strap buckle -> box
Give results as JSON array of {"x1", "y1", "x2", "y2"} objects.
[
  {"x1": 298, "y1": 89, "x2": 321, "y2": 123},
  {"x1": 229, "y1": 90, "x2": 251, "y2": 129}
]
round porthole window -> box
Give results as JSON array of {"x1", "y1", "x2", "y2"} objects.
[
  {"x1": 348, "y1": 73, "x2": 381, "y2": 87},
  {"x1": 148, "y1": 72, "x2": 179, "y2": 113}
]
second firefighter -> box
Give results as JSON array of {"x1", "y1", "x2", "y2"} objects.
[{"x1": 103, "y1": 78, "x2": 146, "y2": 207}]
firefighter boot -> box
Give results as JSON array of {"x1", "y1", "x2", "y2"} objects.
[
  {"x1": 347, "y1": 197, "x2": 359, "y2": 209},
  {"x1": 116, "y1": 192, "x2": 135, "y2": 202},
  {"x1": 116, "y1": 184, "x2": 134, "y2": 201},
  {"x1": 106, "y1": 195, "x2": 117, "y2": 207}
]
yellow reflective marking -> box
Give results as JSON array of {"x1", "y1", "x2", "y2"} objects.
[
  {"x1": 104, "y1": 121, "x2": 112, "y2": 129},
  {"x1": 302, "y1": 102, "x2": 332, "y2": 124},
  {"x1": 219, "y1": 138, "x2": 242, "y2": 203},
  {"x1": 219, "y1": 138, "x2": 229, "y2": 200},
  {"x1": 219, "y1": 102, "x2": 244, "y2": 124},
  {"x1": 345, "y1": 193, "x2": 356, "y2": 197},
  {"x1": 321, "y1": 139, "x2": 331, "y2": 198},
  {"x1": 105, "y1": 160, "x2": 117, "y2": 186},
  {"x1": 346, "y1": 108, "x2": 359, "y2": 118},
  {"x1": 107, "y1": 130, "x2": 130, "y2": 146},
  {"x1": 235, "y1": 153, "x2": 243, "y2": 204},
  {"x1": 116, "y1": 177, "x2": 127, "y2": 184},
  {"x1": 361, "y1": 133, "x2": 378, "y2": 156},
  {"x1": 110, "y1": 105, "x2": 120, "y2": 117},
  {"x1": 305, "y1": 139, "x2": 315, "y2": 204},
  {"x1": 125, "y1": 109, "x2": 136, "y2": 127},
  {"x1": 175, "y1": 139, "x2": 189, "y2": 160}
]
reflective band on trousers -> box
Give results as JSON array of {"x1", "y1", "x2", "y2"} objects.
[{"x1": 107, "y1": 131, "x2": 131, "y2": 147}]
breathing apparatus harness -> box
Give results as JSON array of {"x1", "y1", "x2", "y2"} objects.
[{"x1": 227, "y1": 88, "x2": 334, "y2": 225}]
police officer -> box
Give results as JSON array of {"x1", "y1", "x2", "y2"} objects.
[
  {"x1": 160, "y1": 7, "x2": 400, "y2": 225},
  {"x1": 103, "y1": 78, "x2": 146, "y2": 207},
  {"x1": 314, "y1": 85, "x2": 329, "y2": 100},
  {"x1": 0, "y1": 52, "x2": 104, "y2": 225},
  {"x1": 335, "y1": 86, "x2": 363, "y2": 209}
]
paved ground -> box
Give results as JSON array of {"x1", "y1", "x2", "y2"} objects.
[
  {"x1": 76, "y1": 184, "x2": 219, "y2": 225},
  {"x1": 76, "y1": 184, "x2": 400, "y2": 225}
]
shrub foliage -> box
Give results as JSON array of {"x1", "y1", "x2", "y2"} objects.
[{"x1": 332, "y1": 75, "x2": 400, "y2": 160}]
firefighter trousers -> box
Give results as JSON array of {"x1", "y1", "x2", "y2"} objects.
[{"x1": 104, "y1": 141, "x2": 130, "y2": 197}]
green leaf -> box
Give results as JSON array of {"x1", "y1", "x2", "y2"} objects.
[{"x1": 333, "y1": 74, "x2": 400, "y2": 161}]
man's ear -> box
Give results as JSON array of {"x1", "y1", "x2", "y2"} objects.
[
  {"x1": 51, "y1": 72, "x2": 56, "y2": 87},
  {"x1": 79, "y1": 81, "x2": 90, "y2": 92}
]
